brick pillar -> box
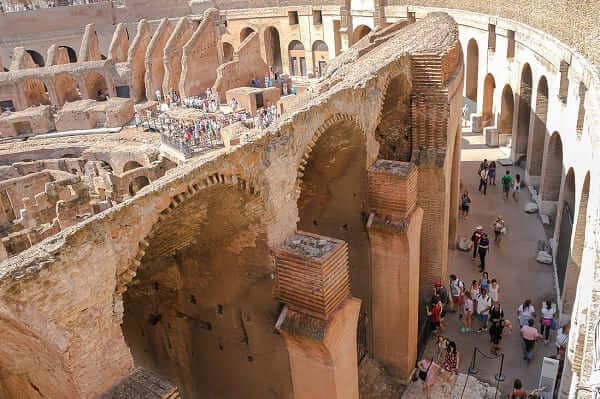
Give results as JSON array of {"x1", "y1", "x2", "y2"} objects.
[
  {"x1": 339, "y1": 6, "x2": 352, "y2": 50},
  {"x1": 366, "y1": 160, "x2": 423, "y2": 381},
  {"x1": 273, "y1": 232, "x2": 360, "y2": 399}
]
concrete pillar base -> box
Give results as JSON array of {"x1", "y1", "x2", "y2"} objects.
[
  {"x1": 471, "y1": 114, "x2": 482, "y2": 133},
  {"x1": 280, "y1": 298, "x2": 361, "y2": 399}
]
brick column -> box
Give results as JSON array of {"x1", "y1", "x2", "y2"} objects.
[
  {"x1": 273, "y1": 232, "x2": 360, "y2": 399},
  {"x1": 366, "y1": 160, "x2": 423, "y2": 381}
]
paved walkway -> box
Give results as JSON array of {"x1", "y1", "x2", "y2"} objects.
[{"x1": 421, "y1": 128, "x2": 557, "y2": 395}]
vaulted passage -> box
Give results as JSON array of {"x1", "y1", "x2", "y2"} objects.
[
  {"x1": 375, "y1": 74, "x2": 411, "y2": 161},
  {"x1": 264, "y1": 27, "x2": 282, "y2": 72},
  {"x1": 556, "y1": 168, "x2": 575, "y2": 294},
  {"x1": 528, "y1": 76, "x2": 548, "y2": 178},
  {"x1": 465, "y1": 39, "x2": 478, "y2": 102},
  {"x1": 541, "y1": 132, "x2": 563, "y2": 201},
  {"x1": 515, "y1": 64, "x2": 532, "y2": 158},
  {"x1": 499, "y1": 84, "x2": 514, "y2": 135},
  {"x1": 482, "y1": 73, "x2": 495, "y2": 127},
  {"x1": 297, "y1": 119, "x2": 371, "y2": 352},
  {"x1": 122, "y1": 184, "x2": 292, "y2": 399}
]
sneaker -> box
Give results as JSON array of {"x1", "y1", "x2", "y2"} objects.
[
  {"x1": 460, "y1": 327, "x2": 466, "y2": 333},
  {"x1": 477, "y1": 328, "x2": 484, "y2": 333}
]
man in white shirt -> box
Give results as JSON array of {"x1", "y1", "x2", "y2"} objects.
[{"x1": 475, "y1": 288, "x2": 492, "y2": 332}]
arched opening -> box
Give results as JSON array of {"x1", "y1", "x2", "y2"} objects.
[
  {"x1": 263, "y1": 27, "x2": 283, "y2": 73},
  {"x1": 128, "y1": 175, "x2": 150, "y2": 196},
  {"x1": 556, "y1": 168, "x2": 575, "y2": 294},
  {"x1": 84, "y1": 72, "x2": 109, "y2": 101},
  {"x1": 240, "y1": 27, "x2": 255, "y2": 43},
  {"x1": 0, "y1": 313, "x2": 78, "y2": 398},
  {"x1": 122, "y1": 184, "x2": 293, "y2": 398},
  {"x1": 123, "y1": 161, "x2": 144, "y2": 172},
  {"x1": 59, "y1": 46, "x2": 78, "y2": 63},
  {"x1": 516, "y1": 64, "x2": 532, "y2": 158},
  {"x1": 99, "y1": 161, "x2": 114, "y2": 173},
  {"x1": 541, "y1": 132, "x2": 563, "y2": 202},
  {"x1": 100, "y1": 54, "x2": 107, "y2": 60},
  {"x1": 482, "y1": 73, "x2": 496, "y2": 127},
  {"x1": 22, "y1": 78, "x2": 50, "y2": 107},
  {"x1": 528, "y1": 76, "x2": 548, "y2": 178},
  {"x1": 499, "y1": 84, "x2": 514, "y2": 135},
  {"x1": 297, "y1": 118, "x2": 371, "y2": 358},
  {"x1": 222, "y1": 42, "x2": 234, "y2": 63},
  {"x1": 54, "y1": 74, "x2": 81, "y2": 106},
  {"x1": 562, "y1": 172, "x2": 590, "y2": 314},
  {"x1": 288, "y1": 40, "x2": 306, "y2": 76},
  {"x1": 375, "y1": 74, "x2": 411, "y2": 161},
  {"x1": 352, "y1": 25, "x2": 372, "y2": 44},
  {"x1": 26, "y1": 50, "x2": 45, "y2": 67},
  {"x1": 311, "y1": 40, "x2": 329, "y2": 77},
  {"x1": 465, "y1": 39, "x2": 479, "y2": 102}
]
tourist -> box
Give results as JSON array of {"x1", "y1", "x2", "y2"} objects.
[
  {"x1": 488, "y1": 161, "x2": 497, "y2": 185},
  {"x1": 470, "y1": 280, "x2": 480, "y2": 299},
  {"x1": 489, "y1": 302, "x2": 504, "y2": 354},
  {"x1": 460, "y1": 190, "x2": 471, "y2": 219},
  {"x1": 449, "y1": 274, "x2": 465, "y2": 314},
  {"x1": 518, "y1": 299, "x2": 536, "y2": 328},
  {"x1": 540, "y1": 300, "x2": 555, "y2": 344},
  {"x1": 556, "y1": 324, "x2": 570, "y2": 360},
  {"x1": 475, "y1": 288, "x2": 492, "y2": 332},
  {"x1": 488, "y1": 278, "x2": 500, "y2": 303},
  {"x1": 513, "y1": 173, "x2": 522, "y2": 202},
  {"x1": 441, "y1": 341, "x2": 460, "y2": 382},
  {"x1": 508, "y1": 379, "x2": 527, "y2": 399},
  {"x1": 480, "y1": 271, "x2": 490, "y2": 292},
  {"x1": 471, "y1": 226, "x2": 483, "y2": 260},
  {"x1": 501, "y1": 170, "x2": 513, "y2": 200},
  {"x1": 417, "y1": 358, "x2": 440, "y2": 399},
  {"x1": 230, "y1": 97, "x2": 238, "y2": 112},
  {"x1": 434, "y1": 281, "x2": 449, "y2": 318},
  {"x1": 462, "y1": 104, "x2": 469, "y2": 127},
  {"x1": 478, "y1": 233, "x2": 490, "y2": 272},
  {"x1": 436, "y1": 335, "x2": 449, "y2": 363},
  {"x1": 155, "y1": 89, "x2": 162, "y2": 102},
  {"x1": 283, "y1": 83, "x2": 289, "y2": 96},
  {"x1": 493, "y1": 215, "x2": 506, "y2": 243},
  {"x1": 521, "y1": 318, "x2": 542, "y2": 362},
  {"x1": 478, "y1": 165, "x2": 489, "y2": 195},
  {"x1": 461, "y1": 291, "x2": 474, "y2": 333},
  {"x1": 479, "y1": 159, "x2": 489, "y2": 171},
  {"x1": 427, "y1": 295, "x2": 444, "y2": 333}
]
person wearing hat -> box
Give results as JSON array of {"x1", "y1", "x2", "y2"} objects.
[{"x1": 471, "y1": 226, "x2": 483, "y2": 260}]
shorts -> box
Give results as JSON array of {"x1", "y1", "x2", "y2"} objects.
[
  {"x1": 476, "y1": 313, "x2": 488, "y2": 323},
  {"x1": 502, "y1": 185, "x2": 510, "y2": 193},
  {"x1": 452, "y1": 295, "x2": 464, "y2": 305},
  {"x1": 461, "y1": 204, "x2": 470, "y2": 211}
]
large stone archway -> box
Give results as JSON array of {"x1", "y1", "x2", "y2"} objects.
[
  {"x1": 515, "y1": 63, "x2": 532, "y2": 160},
  {"x1": 541, "y1": 131, "x2": 563, "y2": 203},
  {"x1": 374, "y1": 74, "x2": 412, "y2": 161},
  {"x1": 499, "y1": 84, "x2": 514, "y2": 135},
  {"x1": 465, "y1": 38, "x2": 478, "y2": 102},
  {"x1": 527, "y1": 76, "x2": 548, "y2": 182},
  {"x1": 482, "y1": 73, "x2": 496, "y2": 127},
  {"x1": 555, "y1": 168, "x2": 575, "y2": 295},
  {"x1": 263, "y1": 26, "x2": 282, "y2": 72},
  {"x1": 22, "y1": 78, "x2": 50, "y2": 107},
  {"x1": 121, "y1": 182, "x2": 293, "y2": 399}
]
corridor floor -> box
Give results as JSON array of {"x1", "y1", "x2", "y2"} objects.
[{"x1": 421, "y1": 128, "x2": 558, "y2": 395}]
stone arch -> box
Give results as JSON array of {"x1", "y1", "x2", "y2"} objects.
[
  {"x1": 516, "y1": 63, "x2": 532, "y2": 157},
  {"x1": 352, "y1": 25, "x2": 372, "y2": 43},
  {"x1": 59, "y1": 46, "x2": 77, "y2": 63},
  {"x1": 528, "y1": 76, "x2": 548, "y2": 178},
  {"x1": 465, "y1": 38, "x2": 478, "y2": 102},
  {"x1": 120, "y1": 172, "x2": 292, "y2": 399},
  {"x1": 84, "y1": 71, "x2": 109, "y2": 100},
  {"x1": 26, "y1": 50, "x2": 44, "y2": 67},
  {"x1": 22, "y1": 78, "x2": 50, "y2": 107},
  {"x1": 0, "y1": 311, "x2": 78, "y2": 398},
  {"x1": 128, "y1": 175, "x2": 150, "y2": 196},
  {"x1": 296, "y1": 114, "x2": 371, "y2": 355},
  {"x1": 556, "y1": 168, "x2": 575, "y2": 294},
  {"x1": 499, "y1": 84, "x2": 514, "y2": 135},
  {"x1": 374, "y1": 73, "x2": 411, "y2": 161},
  {"x1": 123, "y1": 160, "x2": 144, "y2": 172},
  {"x1": 263, "y1": 26, "x2": 282, "y2": 72},
  {"x1": 288, "y1": 40, "x2": 306, "y2": 76},
  {"x1": 312, "y1": 40, "x2": 329, "y2": 77},
  {"x1": 541, "y1": 131, "x2": 563, "y2": 201},
  {"x1": 222, "y1": 42, "x2": 234, "y2": 63},
  {"x1": 54, "y1": 74, "x2": 81, "y2": 106},
  {"x1": 240, "y1": 27, "x2": 255, "y2": 43},
  {"x1": 562, "y1": 171, "x2": 590, "y2": 313},
  {"x1": 482, "y1": 73, "x2": 496, "y2": 127}
]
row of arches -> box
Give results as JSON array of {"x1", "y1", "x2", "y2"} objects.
[
  {"x1": 21, "y1": 46, "x2": 78, "y2": 68},
  {"x1": 464, "y1": 37, "x2": 591, "y2": 314}
]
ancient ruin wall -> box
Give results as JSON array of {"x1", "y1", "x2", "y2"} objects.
[
  {"x1": 46, "y1": 45, "x2": 71, "y2": 67},
  {"x1": 144, "y1": 18, "x2": 174, "y2": 101},
  {"x1": 180, "y1": 9, "x2": 222, "y2": 98},
  {"x1": 386, "y1": 0, "x2": 600, "y2": 68},
  {"x1": 162, "y1": 18, "x2": 194, "y2": 96},
  {"x1": 108, "y1": 24, "x2": 131, "y2": 63},
  {"x1": 127, "y1": 20, "x2": 153, "y2": 103},
  {"x1": 212, "y1": 32, "x2": 268, "y2": 98},
  {"x1": 78, "y1": 24, "x2": 102, "y2": 63}
]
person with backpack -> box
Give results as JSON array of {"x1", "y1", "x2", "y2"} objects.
[
  {"x1": 478, "y1": 233, "x2": 490, "y2": 272},
  {"x1": 471, "y1": 226, "x2": 483, "y2": 260},
  {"x1": 540, "y1": 300, "x2": 556, "y2": 344},
  {"x1": 478, "y1": 166, "x2": 489, "y2": 195},
  {"x1": 449, "y1": 274, "x2": 465, "y2": 315},
  {"x1": 417, "y1": 358, "x2": 440, "y2": 399}
]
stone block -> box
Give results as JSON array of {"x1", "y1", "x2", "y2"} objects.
[
  {"x1": 484, "y1": 126, "x2": 499, "y2": 147},
  {"x1": 470, "y1": 114, "x2": 482, "y2": 133},
  {"x1": 536, "y1": 251, "x2": 553, "y2": 265},
  {"x1": 524, "y1": 202, "x2": 539, "y2": 213},
  {"x1": 368, "y1": 160, "x2": 417, "y2": 220},
  {"x1": 457, "y1": 236, "x2": 472, "y2": 251}
]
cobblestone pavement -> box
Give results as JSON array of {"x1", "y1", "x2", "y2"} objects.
[{"x1": 419, "y1": 128, "x2": 558, "y2": 397}]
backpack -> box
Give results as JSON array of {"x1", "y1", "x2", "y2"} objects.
[{"x1": 450, "y1": 280, "x2": 463, "y2": 296}]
